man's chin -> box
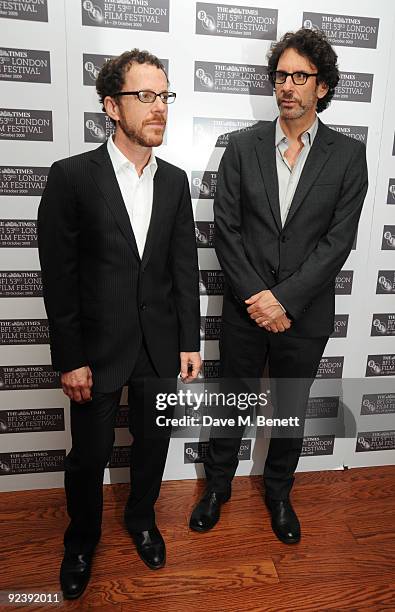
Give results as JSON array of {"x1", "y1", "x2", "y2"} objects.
[
  {"x1": 280, "y1": 108, "x2": 304, "y2": 120},
  {"x1": 145, "y1": 136, "x2": 164, "y2": 147},
  {"x1": 143, "y1": 128, "x2": 165, "y2": 147}
]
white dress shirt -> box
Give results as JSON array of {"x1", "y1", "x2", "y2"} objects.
[
  {"x1": 107, "y1": 135, "x2": 158, "y2": 258},
  {"x1": 275, "y1": 116, "x2": 318, "y2": 226}
]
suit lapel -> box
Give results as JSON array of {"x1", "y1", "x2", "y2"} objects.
[
  {"x1": 90, "y1": 143, "x2": 140, "y2": 260},
  {"x1": 141, "y1": 160, "x2": 167, "y2": 270},
  {"x1": 283, "y1": 120, "x2": 334, "y2": 228},
  {"x1": 255, "y1": 121, "x2": 282, "y2": 232}
]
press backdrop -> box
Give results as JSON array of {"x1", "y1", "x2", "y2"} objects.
[{"x1": 0, "y1": 0, "x2": 394, "y2": 491}]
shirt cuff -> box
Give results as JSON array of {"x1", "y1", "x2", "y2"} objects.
[{"x1": 277, "y1": 300, "x2": 286, "y2": 314}]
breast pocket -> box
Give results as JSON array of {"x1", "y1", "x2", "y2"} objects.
[{"x1": 308, "y1": 183, "x2": 339, "y2": 204}]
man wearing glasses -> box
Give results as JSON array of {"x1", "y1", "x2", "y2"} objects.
[
  {"x1": 190, "y1": 29, "x2": 368, "y2": 543},
  {"x1": 38, "y1": 49, "x2": 201, "y2": 599}
]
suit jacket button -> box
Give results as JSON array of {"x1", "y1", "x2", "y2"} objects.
[
  {"x1": 281, "y1": 235, "x2": 287, "y2": 243},
  {"x1": 140, "y1": 303, "x2": 147, "y2": 310}
]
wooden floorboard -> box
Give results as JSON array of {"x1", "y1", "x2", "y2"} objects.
[{"x1": 0, "y1": 466, "x2": 394, "y2": 611}]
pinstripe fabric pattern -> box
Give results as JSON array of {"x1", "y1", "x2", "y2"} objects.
[{"x1": 37, "y1": 144, "x2": 200, "y2": 393}]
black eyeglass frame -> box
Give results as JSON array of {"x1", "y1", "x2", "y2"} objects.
[
  {"x1": 113, "y1": 90, "x2": 177, "y2": 104},
  {"x1": 271, "y1": 71, "x2": 319, "y2": 85}
]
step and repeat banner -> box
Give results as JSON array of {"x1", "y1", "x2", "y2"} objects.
[{"x1": 0, "y1": 0, "x2": 394, "y2": 491}]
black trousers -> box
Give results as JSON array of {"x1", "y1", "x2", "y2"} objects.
[
  {"x1": 63, "y1": 342, "x2": 171, "y2": 554},
  {"x1": 204, "y1": 320, "x2": 328, "y2": 500}
]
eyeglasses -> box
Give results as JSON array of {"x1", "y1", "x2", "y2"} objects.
[
  {"x1": 271, "y1": 71, "x2": 319, "y2": 85},
  {"x1": 113, "y1": 90, "x2": 176, "y2": 104}
]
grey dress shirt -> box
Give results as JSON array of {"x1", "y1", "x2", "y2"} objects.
[{"x1": 275, "y1": 116, "x2": 319, "y2": 226}]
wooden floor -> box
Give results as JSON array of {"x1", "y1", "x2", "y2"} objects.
[{"x1": 1, "y1": 466, "x2": 395, "y2": 611}]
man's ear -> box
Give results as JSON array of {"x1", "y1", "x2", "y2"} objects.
[
  {"x1": 317, "y1": 80, "x2": 329, "y2": 99},
  {"x1": 103, "y1": 96, "x2": 119, "y2": 122}
]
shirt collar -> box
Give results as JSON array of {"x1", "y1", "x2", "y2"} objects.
[
  {"x1": 275, "y1": 116, "x2": 319, "y2": 147},
  {"x1": 107, "y1": 134, "x2": 157, "y2": 177}
]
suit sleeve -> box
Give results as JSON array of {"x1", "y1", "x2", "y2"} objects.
[
  {"x1": 169, "y1": 172, "x2": 201, "y2": 352},
  {"x1": 37, "y1": 162, "x2": 87, "y2": 372},
  {"x1": 214, "y1": 136, "x2": 267, "y2": 302},
  {"x1": 271, "y1": 143, "x2": 368, "y2": 320}
]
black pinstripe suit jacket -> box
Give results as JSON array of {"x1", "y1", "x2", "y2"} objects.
[{"x1": 37, "y1": 143, "x2": 200, "y2": 392}]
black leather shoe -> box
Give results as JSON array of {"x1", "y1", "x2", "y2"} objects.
[
  {"x1": 131, "y1": 526, "x2": 166, "y2": 569},
  {"x1": 265, "y1": 496, "x2": 301, "y2": 544},
  {"x1": 189, "y1": 489, "x2": 231, "y2": 532},
  {"x1": 60, "y1": 551, "x2": 93, "y2": 600}
]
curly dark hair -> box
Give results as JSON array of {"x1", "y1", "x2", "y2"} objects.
[
  {"x1": 96, "y1": 48, "x2": 168, "y2": 112},
  {"x1": 267, "y1": 28, "x2": 339, "y2": 113}
]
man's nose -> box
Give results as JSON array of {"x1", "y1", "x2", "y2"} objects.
[
  {"x1": 281, "y1": 74, "x2": 294, "y2": 91},
  {"x1": 152, "y1": 95, "x2": 167, "y2": 112}
]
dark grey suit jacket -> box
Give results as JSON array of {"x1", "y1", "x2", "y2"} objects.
[
  {"x1": 37, "y1": 143, "x2": 200, "y2": 392},
  {"x1": 214, "y1": 118, "x2": 368, "y2": 337}
]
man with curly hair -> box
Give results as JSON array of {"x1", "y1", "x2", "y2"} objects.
[
  {"x1": 190, "y1": 29, "x2": 368, "y2": 543},
  {"x1": 38, "y1": 49, "x2": 201, "y2": 599}
]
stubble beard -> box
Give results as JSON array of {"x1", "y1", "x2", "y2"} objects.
[
  {"x1": 118, "y1": 115, "x2": 166, "y2": 148},
  {"x1": 277, "y1": 91, "x2": 317, "y2": 120}
]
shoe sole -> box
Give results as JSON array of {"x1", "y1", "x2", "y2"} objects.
[
  {"x1": 189, "y1": 522, "x2": 214, "y2": 533},
  {"x1": 274, "y1": 533, "x2": 301, "y2": 544}
]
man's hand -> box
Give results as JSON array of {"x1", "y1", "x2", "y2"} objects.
[
  {"x1": 180, "y1": 352, "x2": 202, "y2": 382},
  {"x1": 61, "y1": 365, "x2": 93, "y2": 403},
  {"x1": 245, "y1": 289, "x2": 284, "y2": 321},
  {"x1": 245, "y1": 290, "x2": 291, "y2": 332},
  {"x1": 261, "y1": 313, "x2": 292, "y2": 333}
]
